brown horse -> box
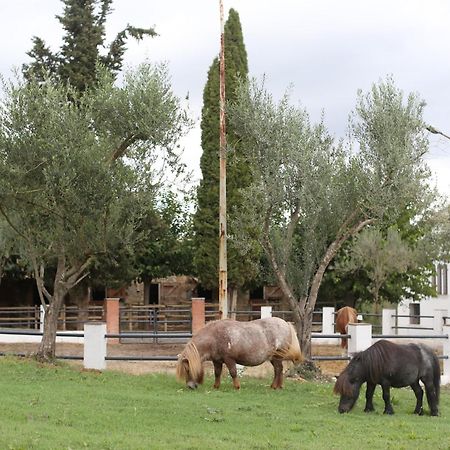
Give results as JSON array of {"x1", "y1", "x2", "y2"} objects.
[
  {"x1": 176, "y1": 317, "x2": 302, "y2": 390},
  {"x1": 335, "y1": 306, "x2": 357, "y2": 349}
]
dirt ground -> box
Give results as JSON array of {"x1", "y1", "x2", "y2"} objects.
[{"x1": 0, "y1": 341, "x2": 348, "y2": 378}]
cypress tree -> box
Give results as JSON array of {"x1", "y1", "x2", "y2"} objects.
[
  {"x1": 23, "y1": 0, "x2": 157, "y2": 92},
  {"x1": 193, "y1": 9, "x2": 259, "y2": 296}
]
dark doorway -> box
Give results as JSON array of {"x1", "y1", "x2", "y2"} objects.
[
  {"x1": 149, "y1": 283, "x2": 159, "y2": 305},
  {"x1": 250, "y1": 286, "x2": 264, "y2": 301},
  {"x1": 92, "y1": 287, "x2": 106, "y2": 301},
  {"x1": 197, "y1": 285, "x2": 213, "y2": 302}
]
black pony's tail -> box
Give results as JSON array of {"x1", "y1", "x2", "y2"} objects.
[{"x1": 431, "y1": 351, "x2": 441, "y2": 404}]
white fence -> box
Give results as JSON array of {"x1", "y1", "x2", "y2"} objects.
[{"x1": 1, "y1": 305, "x2": 449, "y2": 383}]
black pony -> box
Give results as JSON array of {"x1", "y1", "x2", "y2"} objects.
[{"x1": 334, "y1": 340, "x2": 440, "y2": 416}]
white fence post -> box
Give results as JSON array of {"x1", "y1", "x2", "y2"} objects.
[
  {"x1": 347, "y1": 323, "x2": 372, "y2": 356},
  {"x1": 442, "y1": 324, "x2": 450, "y2": 385},
  {"x1": 382, "y1": 308, "x2": 396, "y2": 336},
  {"x1": 260, "y1": 306, "x2": 272, "y2": 318},
  {"x1": 40, "y1": 305, "x2": 45, "y2": 333},
  {"x1": 322, "y1": 307, "x2": 335, "y2": 335},
  {"x1": 433, "y1": 309, "x2": 446, "y2": 335},
  {"x1": 84, "y1": 322, "x2": 107, "y2": 370}
]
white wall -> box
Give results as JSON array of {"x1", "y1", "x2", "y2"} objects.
[{"x1": 398, "y1": 294, "x2": 450, "y2": 336}]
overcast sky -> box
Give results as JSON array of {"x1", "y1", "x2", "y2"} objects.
[{"x1": 1, "y1": 0, "x2": 449, "y2": 195}]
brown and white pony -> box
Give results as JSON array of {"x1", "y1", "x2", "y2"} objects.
[
  {"x1": 335, "y1": 306, "x2": 357, "y2": 349},
  {"x1": 176, "y1": 317, "x2": 302, "y2": 390}
]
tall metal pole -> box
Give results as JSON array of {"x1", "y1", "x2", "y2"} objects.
[{"x1": 218, "y1": 0, "x2": 228, "y2": 319}]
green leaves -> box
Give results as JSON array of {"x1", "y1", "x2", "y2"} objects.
[
  {"x1": 91, "y1": 62, "x2": 192, "y2": 164},
  {"x1": 23, "y1": 0, "x2": 157, "y2": 93},
  {"x1": 229, "y1": 75, "x2": 437, "y2": 349},
  {"x1": 0, "y1": 61, "x2": 190, "y2": 293},
  {"x1": 352, "y1": 77, "x2": 433, "y2": 222}
]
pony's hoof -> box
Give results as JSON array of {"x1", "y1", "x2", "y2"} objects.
[
  {"x1": 431, "y1": 410, "x2": 439, "y2": 417},
  {"x1": 364, "y1": 407, "x2": 374, "y2": 413},
  {"x1": 383, "y1": 409, "x2": 394, "y2": 415},
  {"x1": 414, "y1": 408, "x2": 424, "y2": 416}
]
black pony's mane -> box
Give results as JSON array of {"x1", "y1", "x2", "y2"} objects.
[{"x1": 356, "y1": 340, "x2": 396, "y2": 383}]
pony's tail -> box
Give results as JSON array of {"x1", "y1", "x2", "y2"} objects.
[
  {"x1": 274, "y1": 323, "x2": 303, "y2": 363},
  {"x1": 431, "y1": 351, "x2": 441, "y2": 404},
  {"x1": 176, "y1": 341, "x2": 204, "y2": 385}
]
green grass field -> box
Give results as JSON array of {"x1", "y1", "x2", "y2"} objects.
[{"x1": 0, "y1": 357, "x2": 449, "y2": 450}]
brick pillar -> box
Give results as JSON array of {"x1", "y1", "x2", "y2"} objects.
[
  {"x1": 192, "y1": 297, "x2": 205, "y2": 335},
  {"x1": 105, "y1": 297, "x2": 120, "y2": 344}
]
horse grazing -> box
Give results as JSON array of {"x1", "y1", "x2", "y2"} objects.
[
  {"x1": 335, "y1": 306, "x2": 357, "y2": 349},
  {"x1": 176, "y1": 317, "x2": 302, "y2": 390},
  {"x1": 334, "y1": 340, "x2": 440, "y2": 416}
]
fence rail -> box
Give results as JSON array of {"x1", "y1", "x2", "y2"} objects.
[
  {"x1": 1, "y1": 311, "x2": 450, "y2": 384},
  {"x1": 1, "y1": 304, "x2": 450, "y2": 382}
]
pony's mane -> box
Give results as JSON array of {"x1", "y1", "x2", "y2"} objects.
[
  {"x1": 334, "y1": 340, "x2": 394, "y2": 396},
  {"x1": 272, "y1": 323, "x2": 303, "y2": 363},
  {"x1": 176, "y1": 340, "x2": 204, "y2": 384},
  {"x1": 361, "y1": 340, "x2": 395, "y2": 383},
  {"x1": 333, "y1": 369, "x2": 353, "y2": 396}
]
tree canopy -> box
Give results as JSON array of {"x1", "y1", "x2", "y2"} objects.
[
  {"x1": 229, "y1": 76, "x2": 436, "y2": 356},
  {"x1": 23, "y1": 0, "x2": 157, "y2": 92},
  {"x1": 336, "y1": 227, "x2": 419, "y2": 312},
  {"x1": 0, "y1": 63, "x2": 191, "y2": 359},
  {"x1": 319, "y1": 203, "x2": 440, "y2": 308}
]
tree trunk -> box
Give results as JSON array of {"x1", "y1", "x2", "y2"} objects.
[
  {"x1": 36, "y1": 286, "x2": 66, "y2": 361},
  {"x1": 31, "y1": 253, "x2": 90, "y2": 361},
  {"x1": 0, "y1": 258, "x2": 4, "y2": 286},
  {"x1": 373, "y1": 288, "x2": 380, "y2": 314},
  {"x1": 295, "y1": 308, "x2": 313, "y2": 359},
  {"x1": 71, "y1": 282, "x2": 90, "y2": 330},
  {"x1": 262, "y1": 211, "x2": 373, "y2": 361},
  {"x1": 230, "y1": 287, "x2": 238, "y2": 320}
]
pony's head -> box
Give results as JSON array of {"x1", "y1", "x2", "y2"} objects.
[
  {"x1": 176, "y1": 341, "x2": 204, "y2": 389},
  {"x1": 333, "y1": 354, "x2": 365, "y2": 413}
]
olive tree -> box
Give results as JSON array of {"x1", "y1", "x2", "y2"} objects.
[
  {"x1": 0, "y1": 63, "x2": 191, "y2": 360},
  {"x1": 336, "y1": 227, "x2": 419, "y2": 312},
  {"x1": 229, "y1": 78, "x2": 434, "y2": 357}
]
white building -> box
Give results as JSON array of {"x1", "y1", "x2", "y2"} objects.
[{"x1": 397, "y1": 263, "x2": 449, "y2": 335}]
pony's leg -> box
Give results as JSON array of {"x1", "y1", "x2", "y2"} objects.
[
  {"x1": 422, "y1": 378, "x2": 439, "y2": 416},
  {"x1": 381, "y1": 383, "x2": 394, "y2": 414},
  {"x1": 213, "y1": 361, "x2": 223, "y2": 389},
  {"x1": 224, "y1": 358, "x2": 240, "y2": 390},
  {"x1": 410, "y1": 381, "x2": 424, "y2": 415},
  {"x1": 270, "y1": 359, "x2": 284, "y2": 389},
  {"x1": 364, "y1": 382, "x2": 376, "y2": 412}
]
